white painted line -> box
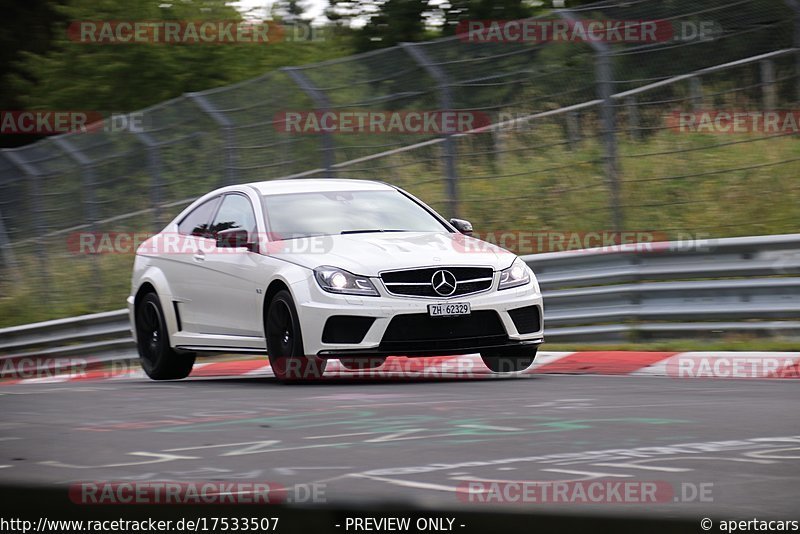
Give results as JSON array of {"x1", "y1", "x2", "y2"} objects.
[
  {"x1": 274, "y1": 466, "x2": 353, "y2": 475},
  {"x1": 591, "y1": 462, "x2": 691, "y2": 473},
  {"x1": 352, "y1": 473, "x2": 468, "y2": 493},
  {"x1": 456, "y1": 424, "x2": 523, "y2": 432},
  {"x1": 541, "y1": 469, "x2": 633, "y2": 478},
  {"x1": 745, "y1": 447, "x2": 800, "y2": 460}
]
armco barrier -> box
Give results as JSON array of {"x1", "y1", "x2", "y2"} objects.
[
  {"x1": 529, "y1": 233, "x2": 800, "y2": 341},
  {"x1": 1, "y1": 233, "x2": 799, "y2": 367}
]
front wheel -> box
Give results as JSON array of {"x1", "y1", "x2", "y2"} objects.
[
  {"x1": 266, "y1": 290, "x2": 326, "y2": 383},
  {"x1": 135, "y1": 292, "x2": 195, "y2": 380},
  {"x1": 480, "y1": 347, "x2": 538, "y2": 373}
]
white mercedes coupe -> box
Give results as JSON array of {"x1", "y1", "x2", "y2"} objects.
[{"x1": 128, "y1": 179, "x2": 544, "y2": 382}]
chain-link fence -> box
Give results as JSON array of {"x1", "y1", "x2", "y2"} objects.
[{"x1": 0, "y1": 0, "x2": 798, "y2": 325}]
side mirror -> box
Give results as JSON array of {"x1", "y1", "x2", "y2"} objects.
[
  {"x1": 450, "y1": 218, "x2": 473, "y2": 236},
  {"x1": 216, "y1": 228, "x2": 258, "y2": 252}
]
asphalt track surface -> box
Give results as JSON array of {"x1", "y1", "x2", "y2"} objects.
[{"x1": 1, "y1": 369, "x2": 798, "y2": 520}]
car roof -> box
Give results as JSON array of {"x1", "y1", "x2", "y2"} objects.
[{"x1": 247, "y1": 179, "x2": 395, "y2": 196}]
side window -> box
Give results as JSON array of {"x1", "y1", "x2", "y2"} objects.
[
  {"x1": 209, "y1": 194, "x2": 257, "y2": 239},
  {"x1": 177, "y1": 197, "x2": 221, "y2": 237}
]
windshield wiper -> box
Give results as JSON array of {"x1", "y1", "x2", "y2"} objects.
[
  {"x1": 273, "y1": 233, "x2": 327, "y2": 240},
  {"x1": 340, "y1": 229, "x2": 409, "y2": 235}
]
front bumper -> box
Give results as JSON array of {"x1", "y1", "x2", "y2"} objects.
[{"x1": 290, "y1": 271, "x2": 544, "y2": 357}]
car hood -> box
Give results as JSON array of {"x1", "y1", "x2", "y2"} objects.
[{"x1": 265, "y1": 232, "x2": 516, "y2": 275}]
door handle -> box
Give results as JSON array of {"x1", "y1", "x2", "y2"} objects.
[{"x1": 193, "y1": 253, "x2": 205, "y2": 262}]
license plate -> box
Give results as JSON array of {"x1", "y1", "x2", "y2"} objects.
[{"x1": 428, "y1": 302, "x2": 471, "y2": 317}]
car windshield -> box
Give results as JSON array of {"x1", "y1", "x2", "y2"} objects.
[{"x1": 262, "y1": 190, "x2": 449, "y2": 240}]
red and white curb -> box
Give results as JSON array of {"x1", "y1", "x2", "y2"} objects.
[{"x1": 1, "y1": 351, "x2": 798, "y2": 386}]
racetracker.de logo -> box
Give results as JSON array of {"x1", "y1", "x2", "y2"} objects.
[
  {"x1": 69, "y1": 482, "x2": 287, "y2": 504},
  {"x1": 68, "y1": 20, "x2": 289, "y2": 44},
  {"x1": 457, "y1": 19, "x2": 673, "y2": 43},
  {"x1": 667, "y1": 355, "x2": 800, "y2": 379},
  {"x1": 274, "y1": 110, "x2": 491, "y2": 135},
  {"x1": 457, "y1": 480, "x2": 713, "y2": 504},
  {"x1": 463, "y1": 230, "x2": 671, "y2": 255},
  {"x1": 666, "y1": 111, "x2": 800, "y2": 134},
  {"x1": 0, "y1": 111, "x2": 144, "y2": 135},
  {"x1": 67, "y1": 232, "x2": 334, "y2": 255}
]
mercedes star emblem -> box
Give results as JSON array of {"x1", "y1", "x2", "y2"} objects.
[{"x1": 431, "y1": 269, "x2": 457, "y2": 296}]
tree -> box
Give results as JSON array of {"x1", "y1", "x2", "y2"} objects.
[
  {"x1": 9, "y1": 0, "x2": 246, "y2": 113},
  {"x1": 1, "y1": 0, "x2": 66, "y2": 148},
  {"x1": 8, "y1": 0, "x2": 355, "y2": 132},
  {"x1": 272, "y1": 0, "x2": 310, "y2": 23},
  {"x1": 441, "y1": 0, "x2": 537, "y2": 35},
  {"x1": 326, "y1": 0, "x2": 540, "y2": 50}
]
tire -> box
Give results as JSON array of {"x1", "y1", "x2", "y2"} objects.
[
  {"x1": 135, "y1": 292, "x2": 195, "y2": 380},
  {"x1": 480, "y1": 347, "x2": 538, "y2": 373},
  {"x1": 266, "y1": 290, "x2": 327, "y2": 383},
  {"x1": 339, "y1": 357, "x2": 386, "y2": 371}
]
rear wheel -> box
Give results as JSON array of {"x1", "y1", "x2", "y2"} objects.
[
  {"x1": 135, "y1": 292, "x2": 195, "y2": 380},
  {"x1": 480, "y1": 347, "x2": 538, "y2": 373},
  {"x1": 266, "y1": 290, "x2": 326, "y2": 382}
]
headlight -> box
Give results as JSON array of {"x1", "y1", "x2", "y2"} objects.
[
  {"x1": 498, "y1": 258, "x2": 531, "y2": 290},
  {"x1": 314, "y1": 266, "x2": 379, "y2": 296}
]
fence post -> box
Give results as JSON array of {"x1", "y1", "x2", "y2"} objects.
[
  {"x1": 689, "y1": 77, "x2": 704, "y2": 110},
  {"x1": 625, "y1": 96, "x2": 641, "y2": 141},
  {"x1": 129, "y1": 129, "x2": 166, "y2": 232},
  {"x1": 557, "y1": 10, "x2": 622, "y2": 232},
  {"x1": 400, "y1": 43, "x2": 460, "y2": 217},
  {"x1": 281, "y1": 67, "x2": 336, "y2": 177},
  {"x1": 2, "y1": 150, "x2": 50, "y2": 289},
  {"x1": 786, "y1": 0, "x2": 800, "y2": 104},
  {"x1": 760, "y1": 60, "x2": 777, "y2": 110},
  {"x1": 400, "y1": 42, "x2": 461, "y2": 219},
  {"x1": 53, "y1": 137, "x2": 101, "y2": 301},
  {"x1": 186, "y1": 92, "x2": 238, "y2": 186},
  {"x1": 566, "y1": 111, "x2": 581, "y2": 149},
  {"x1": 0, "y1": 167, "x2": 21, "y2": 284},
  {"x1": 0, "y1": 207, "x2": 20, "y2": 284}
]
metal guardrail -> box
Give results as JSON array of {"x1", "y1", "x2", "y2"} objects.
[
  {"x1": 528, "y1": 233, "x2": 800, "y2": 341},
  {"x1": 1, "y1": 233, "x2": 799, "y2": 369}
]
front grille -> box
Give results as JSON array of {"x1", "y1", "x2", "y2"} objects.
[
  {"x1": 508, "y1": 305, "x2": 541, "y2": 334},
  {"x1": 380, "y1": 311, "x2": 507, "y2": 351},
  {"x1": 381, "y1": 266, "x2": 494, "y2": 298},
  {"x1": 322, "y1": 316, "x2": 376, "y2": 344}
]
